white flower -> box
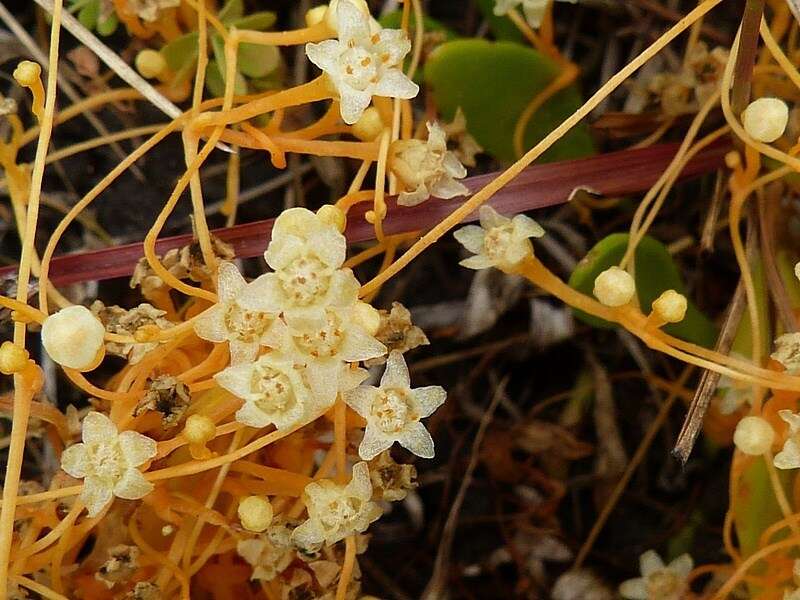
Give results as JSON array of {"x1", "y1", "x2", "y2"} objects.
[
  {"x1": 305, "y1": 0, "x2": 419, "y2": 124},
  {"x1": 391, "y1": 122, "x2": 469, "y2": 207},
  {"x1": 619, "y1": 550, "x2": 693, "y2": 600},
  {"x1": 237, "y1": 524, "x2": 294, "y2": 582},
  {"x1": 493, "y1": 0, "x2": 577, "y2": 29},
  {"x1": 774, "y1": 410, "x2": 800, "y2": 470},
  {"x1": 274, "y1": 308, "x2": 386, "y2": 403},
  {"x1": 60, "y1": 412, "x2": 157, "y2": 517},
  {"x1": 772, "y1": 333, "x2": 800, "y2": 374},
  {"x1": 129, "y1": 0, "x2": 180, "y2": 23},
  {"x1": 454, "y1": 205, "x2": 544, "y2": 271},
  {"x1": 215, "y1": 352, "x2": 319, "y2": 430},
  {"x1": 240, "y1": 208, "x2": 360, "y2": 329},
  {"x1": 193, "y1": 261, "x2": 281, "y2": 364},
  {"x1": 345, "y1": 351, "x2": 445, "y2": 460},
  {"x1": 292, "y1": 462, "x2": 382, "y2": 547}
]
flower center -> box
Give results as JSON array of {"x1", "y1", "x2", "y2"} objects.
[
  {"x1": 292, "y1": 312, "x2": 345, "y2": 358},
  {"x1": 250, "y1": 364, "x2": 296, "y2": 415},
  {"x1": 483, "y1": 225, "x2": 516, "y2": 262},
  {"x1": 340, "y1": 46, "x2": 378, "y2": 90},
  {"x1": 86, "y1": 441, "x2": 123, "y2": 484},
  {"x1": 320, "y1": 496, "x2": 361, "y2": 531},
  {"x1": 277, "y1": 255, "x2": 332, "y2": 306},
  {"x1": 646, "y1": 571, "x2": 682, "y2": 599},
  {"x1": 223, "y1": 303, "x2": 272, "y2": 342},
  {"x1": 372, "y1": 389, "x2": 413, "y2": 433}
]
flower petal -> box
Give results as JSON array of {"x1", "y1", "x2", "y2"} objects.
[
  {"x1": 618, "y1": 577, "x2": 648, "y2": 600},
  {"x1": 373, "y1": 68, "x2": 419, "y2": 100},
  {"x1": 305, "y1": 40, "x2": 341, "y2": 73},
  {"x1": 61, "y1": 443, "x2": 88, "y2": 478},
  {"x1": 336, "y1": 0, "x2": 371, "y2": 43},
  {"x1": 358, "y1": 424, "x2": 393, "y2": 460},
  {"x1": 81, "y1": 476, "x2": 114, "y2": 518},
  {"x1": 114, "y1": 468, "x2": 155, "y2": 500},
  {"x1": 193, "y1": 305, "x2": 228, "y2": 343},
  {"x1": 412, "y1": 386, "x2": 446, "y2": 418},
  {"x1": 340, "y1": 326, "x2": 387, "y2": 363},
  {"x1": 347, "y1": 461, "x2": 373, "y2": 500},
  {"x1": 307, "y1": 227, "x2": 346, "y2": 270},
  {"x1": 775, "y1": 437, "x2": 800, "y2": 469},
  {"x1": 478, "y1": 205, "x2": 508, "y2": 229},
  {"x1": 82, "y1": 411, "x2": 118, "y2": 444},
  {"x1": 453, "y1": 225, "x2": 486, "y2": 254},
  {"x1": 344, "y1": 385, "x2": 379, "y2": 418},
  {"x1": 217, "y1": 261, "x2": 247, "y2": 304},
  {"x1": 215, "y1": 364, "x2": 256, "y2": 400},
  {"x1": 397, "y1": 421, "x2": 435, "y2": 458},
  {"x1": 339, "y1": 87, "x2": 374, "y2": 125},
  {"x1": 238, "y1": 274, "x2": 284, "y2": 313},
  {"x1": 118, "y1": 430, "x2": 157, "y2": 468},
  {"x1": 430, "y1": 175, "x2": 469, "y2": 200},
  {"x1": 459, "y1": 254, "x2": 495, "y2": 270},
  {"x1": 236, "y1": 401, "x2": 274, "y2": 429},
  {"x1": 668, "y1": 553, "x2": 694, "y2": 578},
  {"x1": 512, "y1": 214, "x2": 546, "y2": 239},
  {"x1": 380, "y1": 350, "x2": 411, "y2": 390},
  {"x1": 229, "y1": 340, "x2": 260, "y2": 366},
  {"x1": 640, "y1": 550, "x2": 665, "y2": 576}
]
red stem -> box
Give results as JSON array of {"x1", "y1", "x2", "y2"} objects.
[{"x1": 3, "y1": 139, "x2": 730, "y2": 287}]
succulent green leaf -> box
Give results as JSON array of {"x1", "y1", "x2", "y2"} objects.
[
  {"x1": 237, "y1": 43, "x2": 281, "y2": 79},
  {"x1": 96, "y1": 12, "x2": 119, "y2": 36},
  {"x1": 568, "y1": 233, "x2": 718, "y2": 347},
  {"x1": 378, "y1": 10, "x2": 455, "y2": 38},
  {"x1": 424, "y1": 39, "x2": 594, "y2": 163},
  {"x1": 230, "y1": 11, "x2": 277, "y2": 31},
  {"x1": 205, "y1": 59, "x2": 247, "y2": 98},
  {"x1": 162, "y1": 32, "x2": 199, "y2": 74},
  {"x1": 77, "y1": 0, "x2": 99, "y2": 31},
  {"x1": 218, "y1": 0, "x2": 244, "y2": 24}
]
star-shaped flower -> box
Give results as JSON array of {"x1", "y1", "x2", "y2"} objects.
[
  {"x1": 193, "y1": 261, "x2": 281, "y2": 364},
  {"x1": 215, "y1": 352, "x2": 318, "y2": 430},
  {"x1": 493, "y1": 0, "x2": 577, "y2": 29},
  {"x1": 391, "y1": 121, "x2": 469, "y2": 207},
  {"x1": 774, "y1": 410, "x2": 800, "y2": 470},
  {"x1": 305, "y1": 0, "x2": 419, "y2": 124},
  {"x1": 239, "y1": 208, "x2": 360, "y2": 329},
  {"x1": 61, "y1": 412, "x2": 157, "y2": 517},
  {"x1": 619, "y1": 550, "x2": 693, "y2": 600},
  {"x1": 237, "y1": 522, "x2": 295, "y2": 582},
  {"x1": 454, "y1": 205, "x2": 544, "y2": 271},
  {"x1": 274, "y1": 307, "x2": 385, "y2": 404},
  {"x1": 291, "y1": 462, "x2": 382, "y2": 548},
  {"x1": 345, "y1": 351, "x2": 446, "y2": 460},
  {"x1": 772, "y1": 333, "x2": 800, "y2": 374}
]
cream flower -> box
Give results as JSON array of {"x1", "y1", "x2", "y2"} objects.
[
  {"x1": 237, "y1": 524, "x2": 294, "y2": 582},
  {"x1": 772, "y1": 333, "x2": 800, "y2": 374},
  {"x1": 619, "y1": 550, "x2": 693, "y2": 600},
  {"x1": 193, "y1": 261, "x2": 280, "y2": 364},
  {"x1": 240, "y1": 208, "x2": 360, "y2": 329},
  {"x1": 305, "y1": 0, "x2": 419, "y2": 124},
  {"x1": 391, "y1": 122, "x2": 469, "y2": 207},
  {"x1": 60, "y1": 412, "x2": 157, "y2": 517},
  {"x1": 493, "y1": 0, "x2": 577, "y2": 29},
  {"x1": 129, "y1": 0, "x2": 180, "y2": 23},
  {"x1": 215, "y1": 352, "x2": 318, "y2": 430},
  {"x1": 292, "y1": 462, "x2": 382, "y2": 548},
  {"x1": 454, "y1": 205, "x2": 544, "y2": 271},
  {"x1": 345, "y1": 351, "x2": 445, "y2": 460},
  {"x1": 274, "y1": 308, "x2": 385, "y2": 403},
  {"x1": 774, "y1": 410, "x2": 800, "y2": 470}
]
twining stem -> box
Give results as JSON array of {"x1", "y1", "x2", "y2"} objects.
[{"x1": 0, "y1": 0, "x2": 64, "y2": 590}]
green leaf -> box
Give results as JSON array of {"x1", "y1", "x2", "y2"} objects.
[
  {"x1": 218, "y1": 0, "x2": 244, "y2": 24},
  {"x1": 424, "y1": 40, "x2": 594, "y2": 163},
  {"x1": 205, "y1": 59, "x2": 247, "y2": 98},
  {"x1": 568, "y1": 233, "x2": 718, "y2": 348},
  {"x1": 475, "y1": 0, "x2": 525, "y2": 42},
  {"x1": 77, "y1": 0, "x2": 99, "y2": 31},
  {"x1": 230, "y1": 11, "x2": 277, "y2": 31},
  {"x1": 162, "y1": 32, "x2": 199, "y2": 74},
  {"x1": 96, "y1": 12, "x2": 119, "y2": 36},
  {"x1": 378, "y1": 10, "x2": 456, "y2": 38},
  {"x1": 238, "y1": 43, "x2": 280, "y2": 79}
]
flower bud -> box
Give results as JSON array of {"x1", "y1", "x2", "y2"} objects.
[
  {"x1": 353, "y1": 301, "x2": 381, "y2": 336},
  {"x1": 742, "y1": 98, "x2": 788, "y2": 143},
  {"x1": 0, "y1": 341, "x2": 29, "y2": 375},
  {"x1": 41, "y1": 306, "x2": 106, "y2": 371},
  {"x1": 652, "y1": 290, "x2": 687, "y2": 324},
  {"x1": 734, "y1": 416, "x2": 775, "y2": 456},
  {"x1": 183, "y1": 414, "x2": 216, "y2": 445},
  {"x1": 352, "y1": 107, "x2": 384, "y2": 141},
  {"x1": 135, "y1": 49, "x2": 167, "y2": 79},
  {"x1": 593, "y1": 267, "x2": 635, "y2": 307},
  {"x1": 316, "y1": 204, "x2": 346, "y2": 232},
  {"x1": 238, "y1": 495, "x2": 273, "y2": 532},
  {"x1": 13, "y1": 61, "x2": 41, "y2": 87},
  {"x1": 305, "y1": 5, "x2": 328, "y2": 27}
]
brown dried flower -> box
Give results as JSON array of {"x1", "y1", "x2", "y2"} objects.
[{"x1": 134, "y1": 375, "x2": 191, "y2": 428}]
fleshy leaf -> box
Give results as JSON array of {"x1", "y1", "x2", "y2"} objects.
[
  {"x1": 218, "y1": 0, "x2": 244, "y2": 24},
  {"x1": 230, "y1": 11, "x2": 277, "y2": 31},
  {"x1": 568, "y1": 233, "x2": 717, "y2": 347},
  {"x1": 162, "y1": 32, "x2": 199, "y2": 75},
  {"x1": 77, "y1": 0, "x2": 99, "y2": 31},
  {"x1": 424, "y1": 39, "x2": 594, "y2": 163}
]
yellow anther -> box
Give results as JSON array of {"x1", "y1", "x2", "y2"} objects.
[
  {"x1": 0, "y1": 342, "x2": 29, "y2": 375},
  {"x1": 238, "y1": 495, "x2": 274, "y2": 532}
]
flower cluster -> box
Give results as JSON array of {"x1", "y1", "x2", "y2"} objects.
[
  {"x1": 619, "y1": 550, "x2": 693, "y2": 600},
  {"x1": 305, "y1": 0, "x2": 419, "y2": 124}
]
